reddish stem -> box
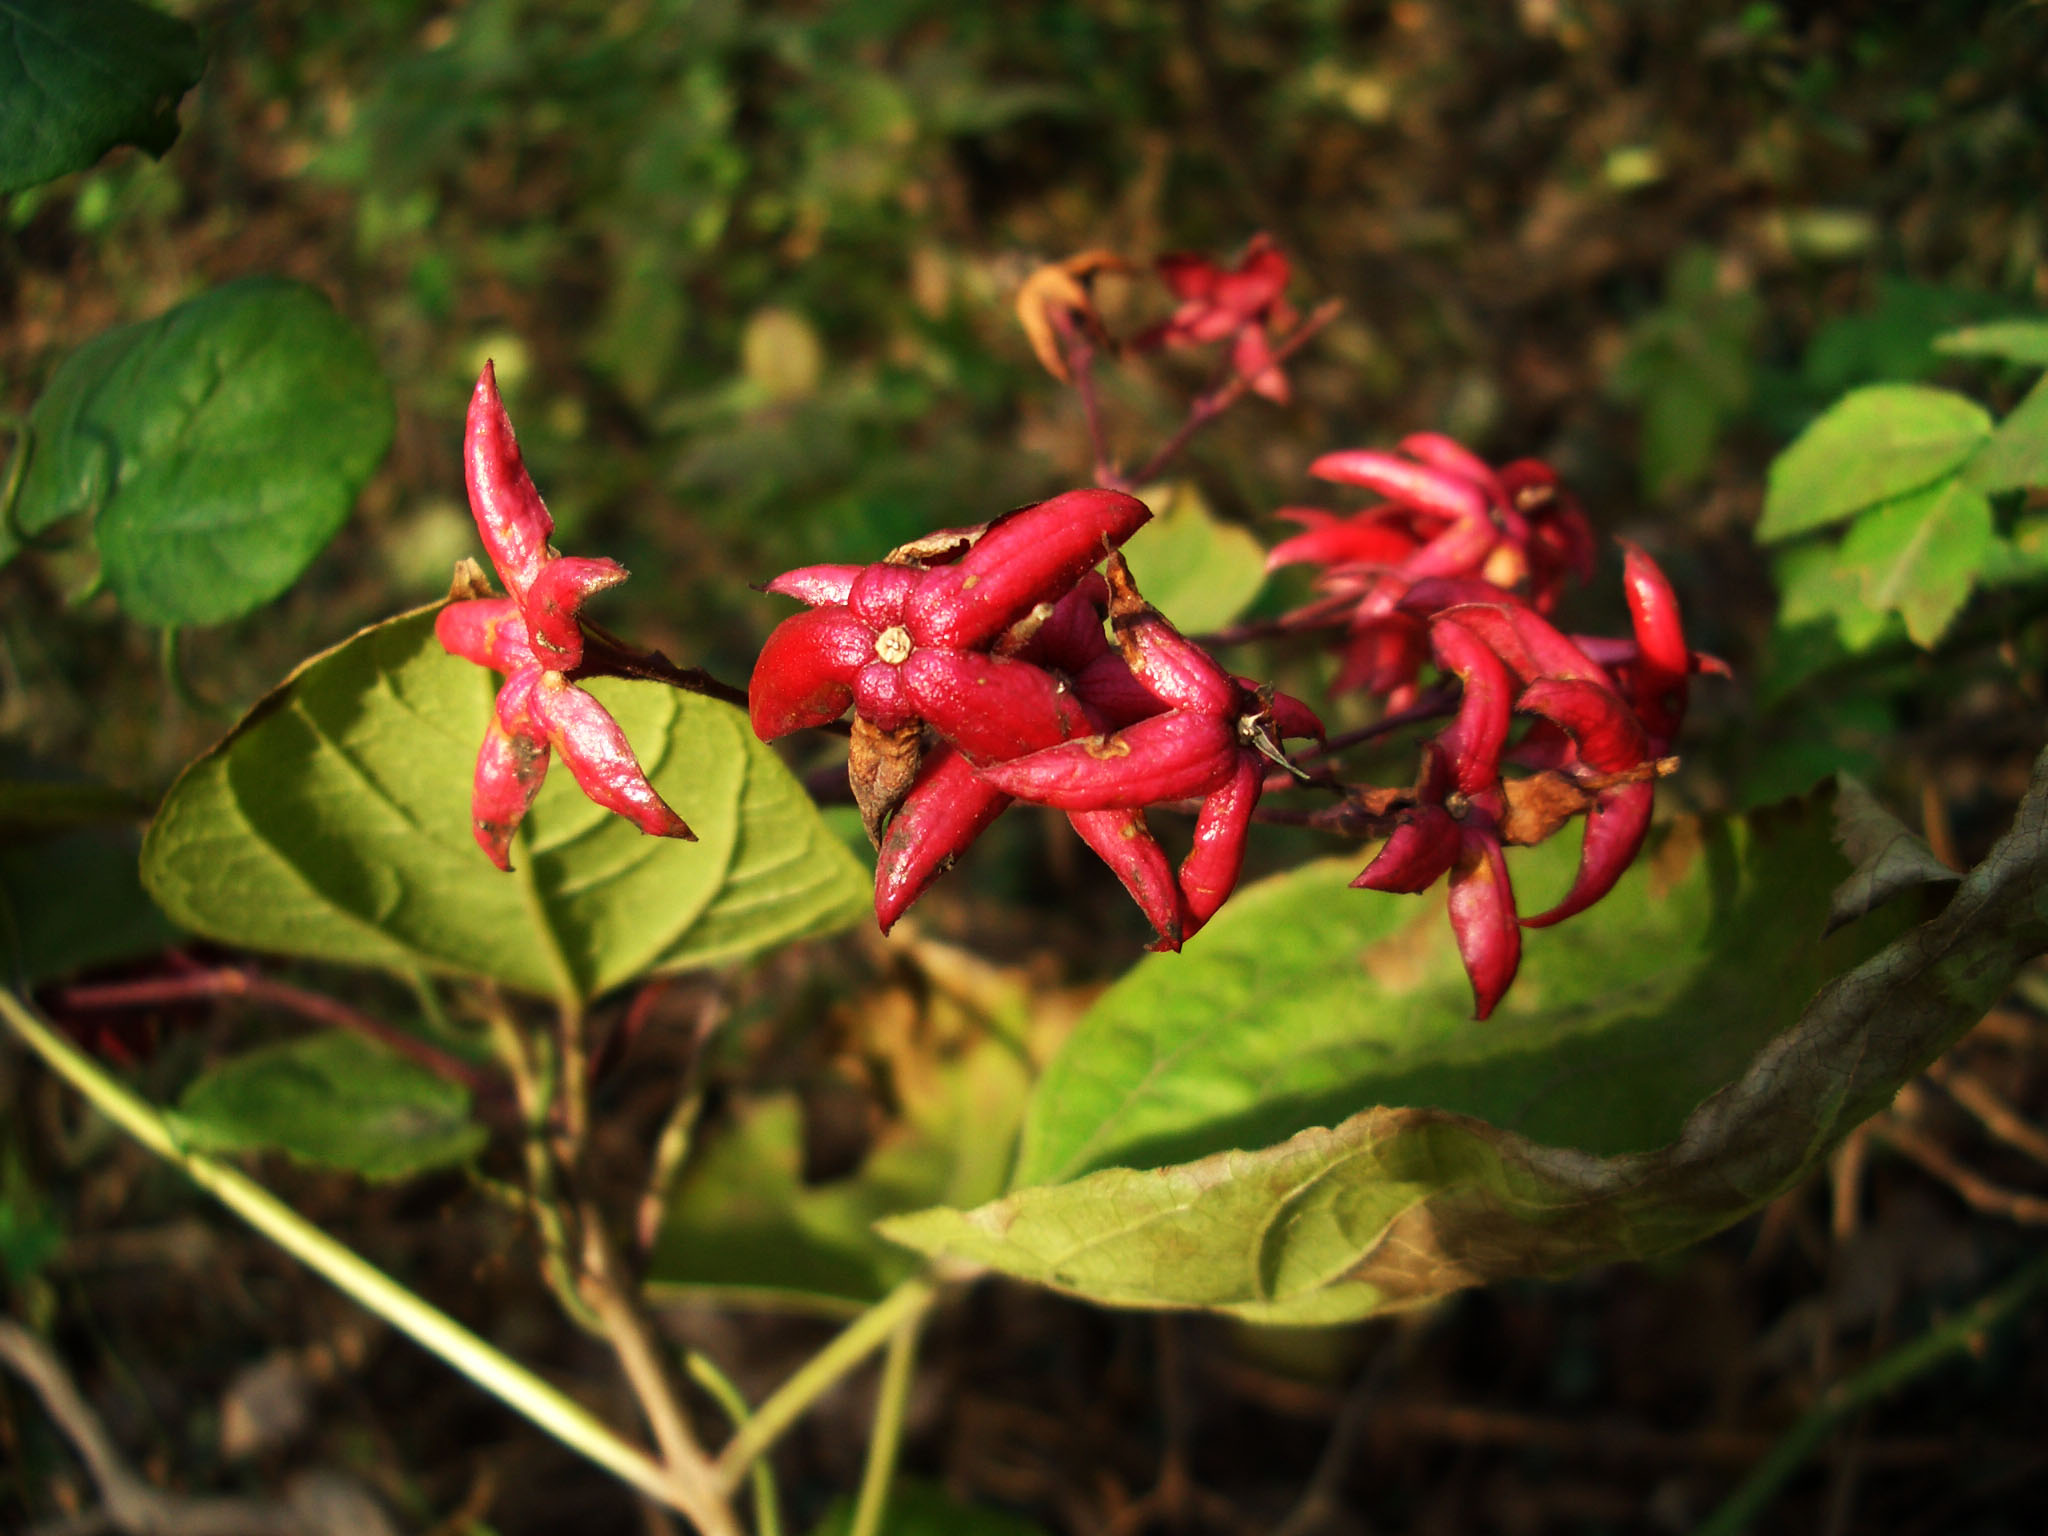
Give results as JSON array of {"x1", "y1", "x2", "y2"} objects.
[
  {"x1": 1052, "y1": 309, "x2": 1119, "y2": 489},
  {"x1": 54, "y1": 967, "x2": 498, "y2": 1099}
]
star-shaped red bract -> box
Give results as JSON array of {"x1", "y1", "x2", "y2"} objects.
[
  {"x1": 435, "y1": 363, "x2": 693, "y2": 871},
  {"x1": 1136, "y1": 233, "x2": 1298, "y2": 403}
]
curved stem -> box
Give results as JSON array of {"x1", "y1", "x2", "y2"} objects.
[
  {"x1": 0, "y1": 983, "x2": 691, "y2": 1515},
  {"x1": 688, "y1": 1352, "x2": 784, "y2": 1536},
  {"x1": 849, "y1": 1303, "x2": 924, "y2": 1536},
  {"x1": 713, "y1": 1275, "x2": 938, "y2": 1495}
]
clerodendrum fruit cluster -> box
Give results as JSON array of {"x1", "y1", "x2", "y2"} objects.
[{"x1": 435, "y1": 232, "x2": 1721, "y2": 1019}]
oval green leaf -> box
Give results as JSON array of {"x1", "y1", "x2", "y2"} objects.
[
  {"x1": 141, "y1": 607, "x2": 867, "y2": 1001},
  {"x1": 11, "y1": 278, "x2": 396, "y2": 626},
  {"x1": 1758, "y1": 384, "x2": 1990, "y2": 543},
  {"x1": 1122, "y1": 480, "x2": 1268, "y2": 634},
  {"x1": 173, "y1": 1030, "x2": 485, "y2": 1182},
  {"x1": 0, "y1": 0, "x2": 203, "y2": 195},
  {"x1": 879, "y1": 765, "x2": 2048, "y2": 1322}
]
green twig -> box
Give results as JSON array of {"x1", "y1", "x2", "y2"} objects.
[
  {"x1": 688, "y1": 1352, "x2": 784, "y2": 1536},
  {"x1": 849, "y1": 1302, "x2": 925, "y2": 1536},
  {"x1": 1691, "y1": 1252, "x2": 2048, "y2": 1536},
  {"x1": 713, "y1": 1275, "x2": 938, "y2": 1495},
  {"x1": 0, "y1": 983, "x2": 689, "y2": 1512}
]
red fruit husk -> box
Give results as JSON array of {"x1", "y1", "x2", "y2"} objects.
[
  {"x1": 974, "y1": 710, "x2": 1239, "y2": 812},
  {"x1": 1430, "y1": 617, "x2": 1513, "y2": 794},
  {"x1": 763, "y1": 565, "x2": 862, "y2": 607},
  {"x1": 1520, "y1": 779, "x2": 1655, "y2": 930},
  {"x1": 465, "y1": 362, "x2": 554, "y2": 602},
  {"x1": 1179, "y1": 752, "x2": 1262, "y2": 936},
  {"x1": 874, "y1": 748, "x2": 1011, "y2": 932},
  {"x1": 1069, "y1": 808, "x2": 1186, "y2": 952},
  {"x1": 1448, "y1": 826, "x2": 1520, "y2": 1020},
  {"x1": 748, "y1": 607, "x2": 876, "y2": 739},
  {"x1": 1514, "y1": 677, "x2": 1648, "y2": 775},
  {"x1": 436, "y1": 598, "x2": 536, "y2": 673},
  {"x1": 470, "y1": 717, "x2": 550, "y2": 871},
  {"x1": 524, "y1": 555, "x2": 627, "y2": 669},
  {"x1": 899, "y1": 649, "x2": 1097, "y2": 763},
  {"x1": 531, "y1": 676, "x2": 694, "y2": 841}
]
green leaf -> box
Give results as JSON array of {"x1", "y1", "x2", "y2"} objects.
[
  {"x1": 1758, "y1": 384, "x2": 1991, "y2": 542},
  {"x1": 1836, "y1": 477, "x2": 1994, "y2": 648},
  {"x1": 1932, "y1": 318, "x2": 2048, "y2": 369},
  {"x1": 1964, "y1": 373, "x2": 2048, "y2": 495},
  {"x1": 1772, "y1": 542, "x2": 1897, "y2": 654},
  {"x1": 0, "y1": 826, "x2": 177, "y2": 987},
  {"x1": 11, "y1": 278, "x2": 396, "y2": 626},
  {"x1": 648, "y1": 1034, "x2": 1029, "y2": 1313},
  {"x1": 173, "y1": 1031, "x2": 486, "y2": 1181},
  {"x1": 879, "y1": 775, "x2": 2019, "y2": 1322},
  {"x1": 141, "y1": 607, "x2": 867, "y2": 1002},
  {"x1": 0, "y1": 0, "x2": 203, "y2": 195},
  {"x1": 1825, "y1": 775, "x2": 1958, "y2": 937},
  {"x1": 1123, "y1": 480, "x2": 1267, "y2": 634},
  {"x1": 808, "y1": 1483, "x2": 1052, "y2": 1536}
]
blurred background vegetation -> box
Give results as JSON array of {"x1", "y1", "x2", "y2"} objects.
[{"x1": 5, "y1": 0, "x2": 2045, "y2": 836}]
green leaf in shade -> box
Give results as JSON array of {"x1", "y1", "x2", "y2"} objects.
[
  {"x1": 10, "y1": 278, "x2": 395, "y2": 626},
  {"x1": 0, "y1": 827, "x2": 177, "y2": 987},
  {"x1": 1758, "y1": 384, "x2": 1991, "y2": 543},
  {"x1": 172, "y1": 1031, "x2": 485, "y2": 1181},
  {"x1": 0, "y1": 0, "x2": 203, "y2": 195},
  {"x1": 648, "y1": 1035, "x2": 1029, "y2": 1314},
  {"x1": 1772, "y1": 543, "x2": 1896, "y2": 653},
  {"x1": 1932, "y1": 318, "x2": 2048, "y2": 369},
  {"x1": 141, "y1": 607, "x2": 867, "y2": 1003},
  {"x1": 808, "y1": 1483, "x2": 1052, "y2": 1536},
  {"x1": 1965, "y1": 374, "x2": 2048, "y2": 495},
  {"x1": 1836, "y1": 477, "x2": 1994, "y2": 648},
  {"x1": 1122, "y1": 480, "x2": 1267, "y2": 634},
  {"x1": 877, "y1": 767, "x2": 2044, "y2": 1323}
]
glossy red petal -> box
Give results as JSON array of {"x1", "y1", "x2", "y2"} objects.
[
  {"x1": 465, "y1": 362, "x2": 553, "y2": 602},
  {"x1": 1261, "y1": 688, "x2": 1326, "y2": 742},
  {"x1": 853, "y1": 660, "x2": 916, "y2": 732},
  {"x1": 973, "y1": 710, "x2": 1238, "y2": 811},
  {"x1": 763, "y1": 565, "x2": 863, "y2": 607},
  {"x1": 1429, "y1": 601, "x2": 1614, "y2": 691},
  {"x1": 1156, "y1": 251, "x2": 1221, "y2": 304},
  {"x1": 1431, "y1": 617, "x2": 1513, "y2": 793},
  {"x1": 1265, "y1": 517, "x2": 1420, "y2": 573},
  {"x1": 1397, "y1": 433, "x2": 1503, "y2": 502},
  {"x1": 470, "y1": 716, "x2": 550, "y2": 872},
  {"x1": 1015, "y1": 574, "x2": 1111, "y2": 674},
  {"x1": 1331, "y1": 617, "x2": 1427, "y2": 698},
  {"x1": 1072, "y1": 652, "x2": 1168, "y2": 730},
  {"x1": 1350, "y1": 804, "x2": 1460, "y2": 894},
  {"x1": 436, "y1": 598, "x2": 537, "y2": 673},
  {"x1": 532, "y1": 676, "x2": 694, "y2": 841},
  {"x1": 1619, "y1": 540, "x2": 1691, "y2": 744},
  {"x1": 1309, "y1": 450, "x2": 1491, "y2": 522},
  {"x1": 1403, "y1": 511, "x2": 1500, "y2": 582},
  {"x1": 1399, "y1": 575, "x2": 1522, "y2": 613},
  {"x1": 1069, "y1": 808, "x2": 1184, "y2": 952},
  {"x1": 1520, "y1": 780, "x2": 1654, "y2": 929},
  {"x1": 748, "y1": 607, "x2": 875, "y2": 739},
  {"x1": 1514, "y1": 677, "x2": 1647, "y2": 775},
  {"x1": 1449, "y1": 827, "x2": 1520, "y2": 1019},
  {"x1": 874, "y1": 747, "x2": 1010, "y2": 933},
  {"x1": 1231, "y1": 324, "x2": 1290, "y2": 403},
  {"x1": 908, "y1": 488, "x2": 1151, "y2": 650},
  {"x1": 1106, "y1": 557, "x2": 1238, "y2": 716},
  {"x1": 524, "y1": 555, "x2": 627, "y2": 670},
  {"x1": 849, "y1": 562, "x2": 923, "y2": 628},
  {"x1": 1179, "y1": 752, "x2": 1261, "y2": 936},
  {"x1": 900, "y1": 648, "x2": 1095, "y2": 762}
]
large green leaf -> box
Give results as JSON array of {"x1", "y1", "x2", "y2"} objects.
[
  {"x1": 1932, "y1": 318, "x2": 2048, "y2": 368},
  {"x1": 9, "y1": 278, "x2": 395, "y2": 625},
  {"x1": 1965, "y1": 374, "x2": 2048, "y2": 496},
  {"x1": 172, "y1": 1030, "x2": 485, "y2": 1182},
  {"x1": 879, "y1": 763, "x2": 2048, "y2": 1322},
  {"x1": 1836, "y1": 476, "x2": 1994, "y2": 648},
  {"x1": 142, "y1": 607, "x2": 867, "y2": 1002},
  {"x1": 0, "y1": 0, "x2": 203, "y2": 195},
  {"x1": 1122, "y1": 480, "x2": 1267, "y2": 634},
  {"x1": 648, "y1": 1034, "x2": 1029, "y2": 1314},
  {"x1": 1758, "y1": 384, "x2": 1991, "y2": 543}
]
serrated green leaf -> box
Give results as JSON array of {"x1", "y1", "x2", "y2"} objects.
[
  {"x1": 1932, "y1": 318, "x2": 2048, "y2": 368},
  {"x1": 879, "y1": 776, "x2": 2011, "y2": 1322},
  {"x1": 11, "y1": 278, "x2": 395, "y2": 626},
  {"x1": 1837, "y1": 477, "x2": 1994, "y2": 648},
  {"x1": 173, "y1": 1030, "x2": 485, "y2": 1181},
  {"x1": 0, "y1": 0, "x2": 203, "y2": 195},
  {"x1": 808, "y1": 1482, "x2": 1051, "y2": 1536},
  {"x1": 1758, "y1": 384, "x2": 1991, "y2": 542},
  {"x1": 1123, "y1": 480, "x2": 1267, "y2": 634},
  {"x1": 1964, "y1": 373, "x2": 2048, "y2": 495},
  {"x1": 141, "y1": 607, "x2": 867, "y2": 1002},
  {"x1": 648, "y1": 1035, "x2": 1028, "y2": 1313}
]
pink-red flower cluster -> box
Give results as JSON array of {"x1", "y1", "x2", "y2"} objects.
[
  {"x1": 1131, "y1": 233, "x2": 1297, "y2": 403},
  {"x1": 437, "y1": 364, "x2": 693, "y2": 870},
  {"x1": 1266, "y1": 435, "x2": 1596, "y2": 707},
  {"x1": 749, "y1": 496, "x2": 1319, "y2": 948},
  {"x1": 1354, "y1": 542, "x2": 1718, "y2": 1018}
]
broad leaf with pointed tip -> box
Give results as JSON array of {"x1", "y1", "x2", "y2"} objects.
[
  {"x1": 142, "y1": 607, "x2": 867, "y2": 1002},
  {"x1": 877, "y1": 766, "x2": 2047, "y2": 1322},
  {"x1": 173, "y1": 1031, "x2": 485, "y2": 1182},
  {"x1": 1758, "y1": 385, "x2": 1991, "y2": 543},
  {"x1": 0, "y1": 0, "x2": 202, "y2": 195}
]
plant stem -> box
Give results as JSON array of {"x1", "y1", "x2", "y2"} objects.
[
  {"x1": 713, "y1": 1275, "x2": 938, "y2": 1495},
  {"x1": 849, "y1": 1303, "x2": 925, "y2": 1536},
  {"x1": 1051, "y1": 307, "x2": 1117, "y2": 488},
  {"x1": 1691, "y1": 1252, "x2": 2048, "y2": 1536},
  {"x1": 0, "y1": 983, "x2": 692, "y2": 1515},
  {"x1": 688, "y1": 1352, "x2": 785, "y2": 1536}
]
